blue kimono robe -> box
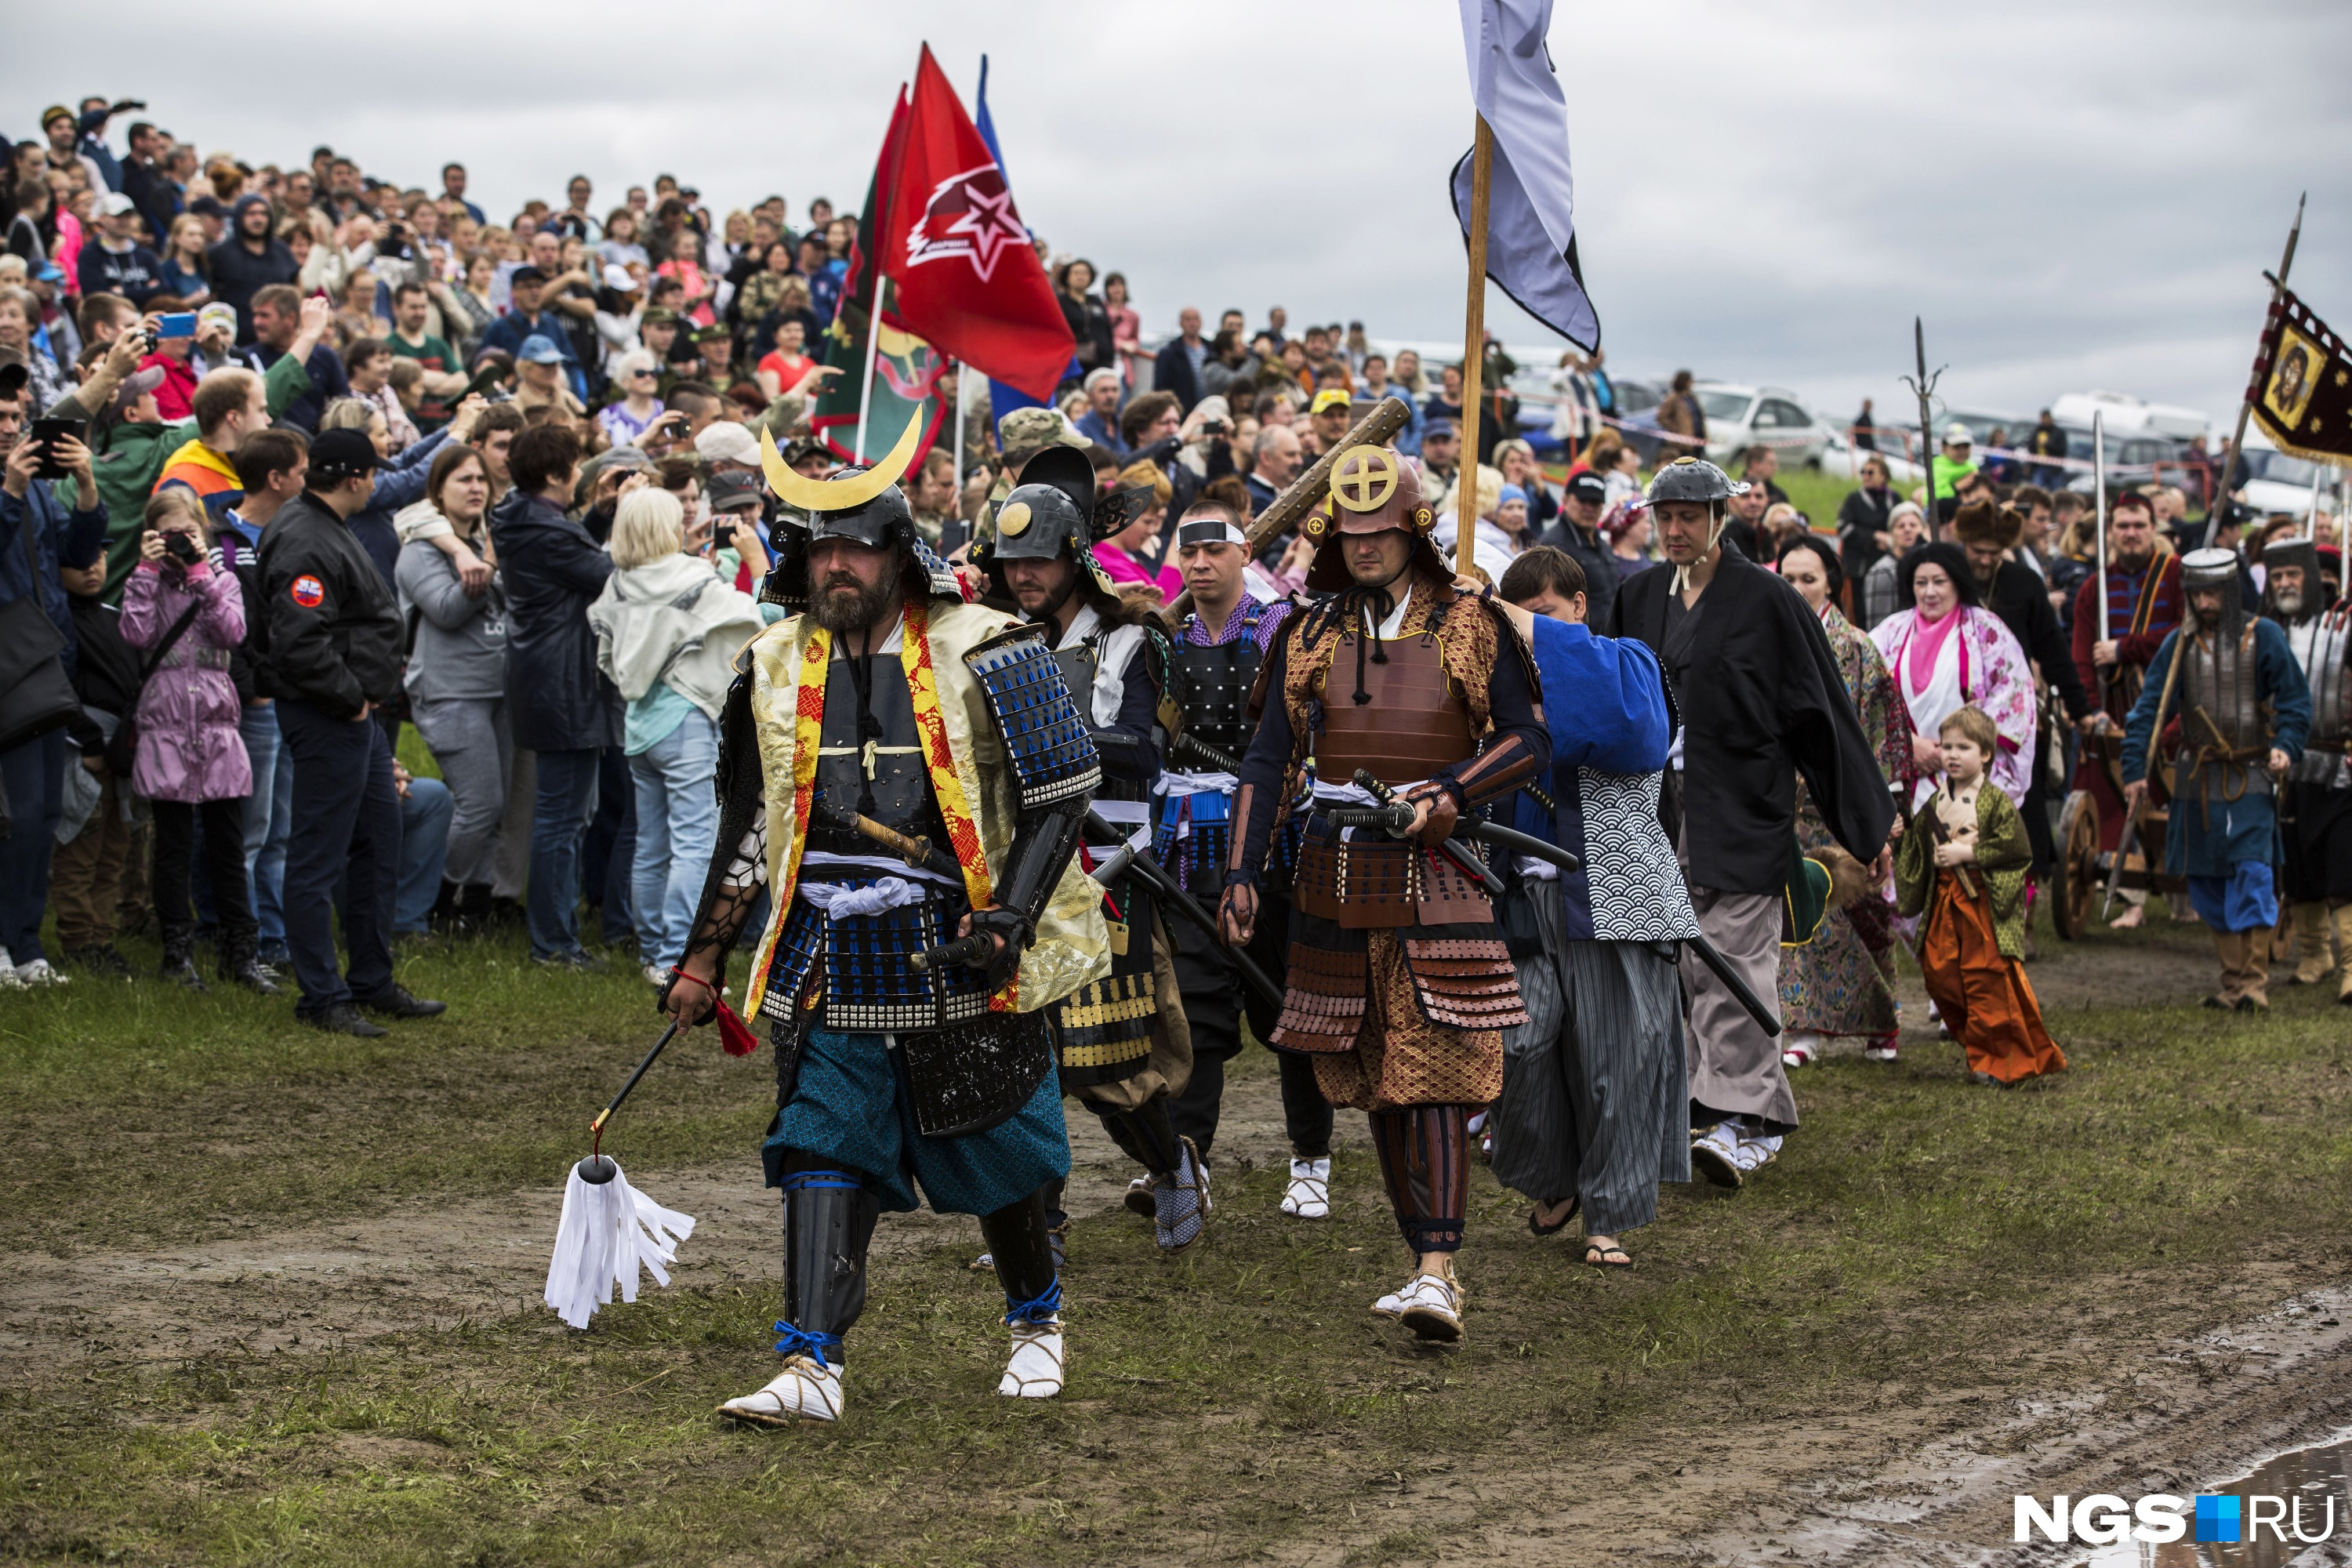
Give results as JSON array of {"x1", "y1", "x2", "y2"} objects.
[{"x1": 1510, "y1": 617, "x2": 1697, "y2": 942}]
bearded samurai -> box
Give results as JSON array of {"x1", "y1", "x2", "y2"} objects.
[{"x1": 661, "y1": 416, "x2": 1112, "y2": 1425}]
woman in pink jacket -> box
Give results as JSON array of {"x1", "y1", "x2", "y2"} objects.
[{"x1": 121, "y1": 490, "x2": 274, "y2": 993}]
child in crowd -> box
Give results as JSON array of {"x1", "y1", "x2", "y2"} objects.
[
  {"x1": 119, "y1": 488, "x2": 273, "y2": 993},
  {"x1": 1895, "y1": 705, "x2": 2066, "y2": 1085}
]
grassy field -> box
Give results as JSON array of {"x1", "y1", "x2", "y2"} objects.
[{"x1": 5, "y1": 905, "x2": 2352, "y2": 1565}]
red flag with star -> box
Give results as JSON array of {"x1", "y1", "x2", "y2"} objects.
[{"x1": 880, "y1": 45, "x2": 1074, "y2": 402}]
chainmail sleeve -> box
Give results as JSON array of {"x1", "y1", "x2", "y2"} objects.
[{"x1": 680, "y1": 665, "x2": 772, "y2": 981}]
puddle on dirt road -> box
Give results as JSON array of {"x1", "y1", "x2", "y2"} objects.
[{"x1": 2074, "y1": 1428, "x2": 2352, "y2": 1568}]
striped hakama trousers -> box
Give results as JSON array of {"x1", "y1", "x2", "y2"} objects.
[{"x1": 1490, "y1": 887, "x2": 1691, "y2": 1237}]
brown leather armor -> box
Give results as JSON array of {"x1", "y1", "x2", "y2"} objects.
[
  {"x1": 1293, "y1": 834, "x2": 1496, "y2": 929},
  {"x1": 1312, "y1": 630, "x2": 1474, "y2": 787}
]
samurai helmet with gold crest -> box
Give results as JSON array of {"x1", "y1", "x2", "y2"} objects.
[
  {"x1": 1302, "y1": 442, "x2": 1439, "y2": 592},
  {"x1": 757, "y1": 412, "x2": 960, "y2": 612}
]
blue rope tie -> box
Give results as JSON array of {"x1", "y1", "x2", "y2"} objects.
[
  {"x1": 771, "y1": 1319, "x2": 844, "y2": 1368},
  {"x1": 1003, "y1": 1276, "x2": 1063, "y2": 1327},
  {"x1": 779, "y1": 1169, "x2": 864, "y2": 1192}
]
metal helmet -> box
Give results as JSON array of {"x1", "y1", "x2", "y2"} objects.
[
  {"x1": 1644, "y1": 456, "x2": 1745, "y2": 507},
  {"x1": 2261, "y1": 535, "x2": 2323, "y2": 621},
  {"x1": 2179, "y1": 546, "x2": 2245, "y2": 637},
  {"x1": 977, "y1": 446, "x2": 1095, "y2": 566},
  {"x1": 970, "y1": 445, "x2": 1155, "y2": 605},
  {"x1": 1301, "y1": 444, "x2": 1442, "y2": 593},
  {"x1": 757, "y1": 414, "x2": 957, "y2": 612}
]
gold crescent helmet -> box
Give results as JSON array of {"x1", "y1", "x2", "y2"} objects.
[
  {"x1": 1302, "y1": 443, "x2": 1436, "y2": 592},
  {"x1": 756, "y1": 414, "x2": 960, "y2": 611}
]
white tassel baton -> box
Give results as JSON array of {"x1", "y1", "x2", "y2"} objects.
[{"x1": 543, "y1": 1022, "x2": 698, "y2": 1330}]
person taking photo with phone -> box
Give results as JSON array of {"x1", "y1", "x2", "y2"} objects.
[{"x1": 121, "y1": 488, "x2": 274, "y2": 993}]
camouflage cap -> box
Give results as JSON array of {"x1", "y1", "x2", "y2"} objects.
[
  {"x1": 996, "y1": 405, "x2": 1087, "y2": 453},
  {"x1": 641, "y1": 307, "x2": 681, "y2": 327}
]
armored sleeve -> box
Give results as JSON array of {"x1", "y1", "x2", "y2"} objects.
[
  {"x1": 963, "y1": 628, "x2": 1101, "y2": 971},
  {"x1": 679, "y1": 666, "x2": 771, "y2": 982},
  {"x1": 1427, "y1": 630, "x2": 1546, "y2": 812},
  {"x1": 1228, "y1": 635, "x2": 1297, "y2": 889}
]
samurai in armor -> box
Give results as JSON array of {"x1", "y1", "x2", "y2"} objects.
[
  {"x1": 2260, "y1": 536, "x2": 2352, "y2": 1000},
  {"x1": 1221, "y1": 444, "x2": 1548, "y2": 1341},
  {"x1": 971, "y1": 448, "x2": 1207, "y2": 1254},
  {"x1": 1152, "y1": 497, "x2": 1336, "y2": 1221},
  {"x1": 2123, "y1": 546, "x2": 2312, "y2": 1011},
  {"x1": 662, "y1": 416, "x2": 1112, "y2": 1425}
]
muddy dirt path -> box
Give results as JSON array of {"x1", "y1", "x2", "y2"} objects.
[{"x1": 8, "y1": 916, "x2": 2314, "y2": 1566}]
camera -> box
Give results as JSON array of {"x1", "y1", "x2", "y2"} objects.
[{"x1": 163, "y1": 532, "x2": 202, "y2": 565}]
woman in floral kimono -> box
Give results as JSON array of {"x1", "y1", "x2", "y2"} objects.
[
  {"x1": 1774, "y1": 538, "x2": 1914, "y2": 1066},
  {"x1": 1868, "y1": 541, "x2": 2039, "y2": 812}
]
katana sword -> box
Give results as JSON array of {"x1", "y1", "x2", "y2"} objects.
[
  {"x1": 1175, "y1": 732, "x2": 1245, "y2": 774},
  {"x1": 812, "y1": 793, "x2": 964, "y2": 883},
  {"x1": 1083, "y1": 808, "x2": 1286, "y2": 1011},
  {"x1": 1350, "y1": 769, "x2": 1508, "y2": 897}
]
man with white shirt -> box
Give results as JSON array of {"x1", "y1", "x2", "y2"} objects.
[{"x1": 1152, "y1": 498, "x2": 1330, "y2": 1219}]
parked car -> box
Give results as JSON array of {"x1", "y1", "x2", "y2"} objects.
[
  {"x1": 2231, "y1": 426, "x2": 2343, "y2": 521},
  {"x1": 1688, "y1": 383, "x2": 1838, "y2": 470},
  {"x1": 2055, "y1": 428, "x2": 2181, "y2": 495},
  {"x1": 2051, "y1": 390, "x2": 2211, "y2": 443}
]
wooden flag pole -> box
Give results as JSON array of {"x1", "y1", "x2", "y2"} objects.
[
  {"x1": 1457, "y1": 114, "x2": 1494, "y2": 579},
  {"x1": 2204, "y1": 192, "x2": 2305, "y2": 548}
]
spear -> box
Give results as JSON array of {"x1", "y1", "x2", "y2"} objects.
[{"x1": 1900, "y1": 318, "x2": 1945, "y2": 541}]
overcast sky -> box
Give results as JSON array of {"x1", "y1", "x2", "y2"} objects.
[{"x1": 9, "y1": 0, "x2": 2348, "y2": 433}]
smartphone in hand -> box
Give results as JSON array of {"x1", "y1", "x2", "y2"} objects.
[{"x1": 28, "y1": 418, "x2": 86, "y2": 481}]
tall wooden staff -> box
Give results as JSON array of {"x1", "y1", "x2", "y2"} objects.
[
  {"x1": 2093, "y1": 411, "x2": 2109, "y2": 646},
  {"x1": 1456, "y1": 116, "x2": 1494, "y2": 579},
  {"x1": 2204, "y1": 194, "x2": 2306, "y2": 548}
]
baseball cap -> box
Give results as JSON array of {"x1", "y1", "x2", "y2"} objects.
[
  {"x1": 694, "y1": 421, "x2": 760, "y2": 467},
  {"x1": 584, "y1": 445, "x2": 652, "y2": 481},
  {"x1": 706, "y1": 470, "x2": 764, "y2": 514},
  {"x1": 1082, "y1": 365, "x2": 1120, "y2": 393},
  {"x1": 198, "y1": 302, "x2": 238, "y2": 338},
  {"x1": 641, "y1": 306, "x2": 679, "y2": 327},
  {"x1": 33, "y1": 260, "x2": 63, "y2": 284},
  {"x1": 1566, "y1": 470, "x2": 1609, "y2": 506},
  {"x1": 782, "y1": 434, "x2": 831, "y2": 467},
  {"x1": 516, "y1": 335, "x2": 565, "y2": 365},
  {"x1": 601, "y1": 263, "x2": 639, "y2": 292},
  {"x1": 309, "y1": 427, "x2": 393, "y2": 481},
  {"x1": 1944, "y1": 423, "x2": 1974, "y2": 445},
  {"x1": 1424, "y1": 417, "x2": 1459, "y2": 439},
  {"x1": 112, "y1": 365, "x2": 166, "y2": 413},
  {"x1": 189, "y1": 194, "x2": 229, "y2": 220},
  {"x1": 100, "y1": 191, "x2": 137, "y2": 219},
  {"x1": 509, "y1": 265, "x2": 546, "y2": 288},
  {"x1": 1308, "y1": 387, "x2": 1353, "y2": 415}
]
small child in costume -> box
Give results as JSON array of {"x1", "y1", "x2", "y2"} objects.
[{"x1": 1895, "y1": 706, "x2": 2067, "y2": 1085}]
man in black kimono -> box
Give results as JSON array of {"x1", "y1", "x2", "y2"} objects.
[{"x1": 1606, "y1": 459, "x2": 1896, "y2": 1188}]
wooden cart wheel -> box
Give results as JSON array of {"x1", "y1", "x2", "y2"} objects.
[{"x1": 2052, "y1": 789, "x2": 2100, "y2": 940}]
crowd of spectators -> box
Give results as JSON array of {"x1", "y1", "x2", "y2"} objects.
[{"x1": 2, "y1": 97, "x2": 2328, "y2": 1031}]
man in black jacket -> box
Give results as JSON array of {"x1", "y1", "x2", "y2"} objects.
[
  {"x1": 258, "y1": 428, "x2": 445, "y2": 1035},
  {"x1": 208, "y1": 195, "x2": 299, "y2": 344},
  {"x1": 1955, "y1": 499, "x2": 2092, "y2": 879},
  {"x1": 1536, "y1": 470, "x2": 1618, "y2": 634},
  {"x1": 488, "y1": 424, "x2": 619, "y2": 968},
  {"x1": 1151, "y1": 307, "x2": 1207, "y2": 413},
  {"x1": 1607, "y1": 459, "x2": 1894, "y2": 1189}
]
